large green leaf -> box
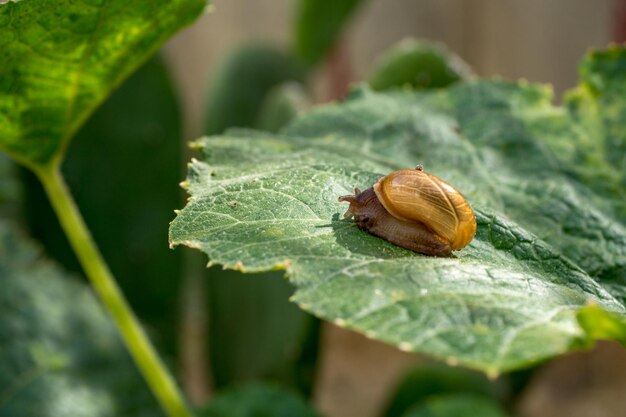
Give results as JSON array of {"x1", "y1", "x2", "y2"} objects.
[
  {"x1": 19, "y1": 56, "x2": 183, "y2": 355},
  {"x1": 0, "y1": 0, "x2": 207, "y2": 169},
  {"x1": 0, "y1": 219, "x2": 162, "y2": 417},
  {"x1": 170, "y1": 46, "x2": 626, "y2": 375}
]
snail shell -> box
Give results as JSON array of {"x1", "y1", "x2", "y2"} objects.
[{"x1": 338, "y1": 165, "x2": 476, "y2": 256}]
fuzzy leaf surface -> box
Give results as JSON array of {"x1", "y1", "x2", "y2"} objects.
[{"x1": 170, "y1": 47, "x2": 626, "y2": 374}]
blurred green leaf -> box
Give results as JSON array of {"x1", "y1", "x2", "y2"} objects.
[
  {"x1": 574, "y1": 45, "x2": 626, "y2": 175},
  {"x1": 382, "y1": 364, "x2": 503, "y2": 417},
  {"x1": 565, "y1": 45, "x2": 626, "y2": 211},
  {"x1": 204, "y1": 44, "x2": 307, "y2": 135},
  {"x1": 294, "y1": 0, "x2": 366, "y2": 66},
  {"x1": 0, "y1": 219, "x2": 162, "y2": 417},
  {"x1": 402, "y1": 395, "x2": 509, "y2": 417},
  {"x1": 197, "y1": 384, "x2": 320, "y2": 417},
  {"x1": 368, "y1": 38, "x2": 473, "y2": 91},
  {"x1": 20, "y1": 56, "x2": 183, "y2": 355},
  {"x1": 0, "y1": 0, "x2": 206, "y2": 169},
  {"x1": 171, "y1": 45, "x2": 626, "y2": 375},
  {"x1": 0, "y1": 154, "x2": 19, "y2": 217},
  {"x1": 255, "y1": 82, "x2": 311, "y2": 133},
  {"x1": 577, "y1": 305, "x2": 626, "y2": 345},
  {"x1": 207, "y1": 268, "x2": 319, "y2": 393}
]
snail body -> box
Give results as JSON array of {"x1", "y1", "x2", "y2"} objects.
[{"x1": 338, "y1": 165, "x2": 476, "y2": 257}]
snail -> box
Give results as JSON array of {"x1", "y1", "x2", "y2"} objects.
[{"x1": 338, "y1": 165, "x2": 476, "y2": 257}]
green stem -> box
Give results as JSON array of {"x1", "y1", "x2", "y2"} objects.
[{"x1": 36, "y1": 164, "x2": 194, "y2": 417}]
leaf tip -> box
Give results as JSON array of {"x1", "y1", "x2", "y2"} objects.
[
  {"x1": 183, "y1": 240, "x2": 202, "y2": 250},
  {"x1": 334, "y1": 318, "x2": 348, "y2": 327},
  {"x1": 234, "y1": 260, "x2": 244, "y2": 271},
  {"x1": 398, "y1": 342, "x2": 414, "y2": 352},
  {"x1": 445, "y1": 356, "x2": 459, "y2": 367},
  {"x1": 276, "y1": 258, "x2": 293, "y2": 269},
  {"x1": 204, "y1": 2, "x2": 216, "y2": 15},
  {"x1": 365, "y1": 330, "x2": 378, "y2": 339}
]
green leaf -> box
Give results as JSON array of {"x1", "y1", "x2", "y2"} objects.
[
  {"x1": 204, "y1": 44, "x2": 307, "y2": 135},
  {"x1": 566, "y1": 45, "x2": 626, "y2": 194},
  {"x1": 170, "y1": 47, "x2": 626, "y2": 375},
  {"x1": 197, "y1": 384, "x2": 320, "y2": 417},
  {"x1": 577, "y1": 305, "x2": 626, "y2": 345},
  {"x1": 0, "y1": 219, "x2": 162, "y2": 417},
  {"x1": 382, "y1": 364, "x2": 503, "y2": 417},
  {"x1": 402, "y1": 394, "x2": 509, "y2": 417},
  {"x1": 207, "y1": 268, "x2": 319, "y2": 393},
  {"x1": 293, "y1": 0, "x2": 366, "y2": 66},
  {"x1": 0, "y1": 0, "x2": 207, "y2": 169},
  {"x1": 368, "y1": 38, "x2": 474, "y2": 91},
  {"x1": 19, "y1": 56, "x2": 183, "y2": 355},
  {"x1": 576, "y1": 44, "x2": 626, "y2": 166},
  {"x1": 255, "y1": 82, "x2": 311, "y2": 133},
  {"x1": 0, "y1": 154, "x2": 19, "y2": 217}
]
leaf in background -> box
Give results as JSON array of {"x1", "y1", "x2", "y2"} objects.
[
  {"x1": 204, "y1": 44, "x2": 307, "y2": 135},
  {"x1": 367, "y1": 38, "x2": 474, "y2": 91},
  {"x1": 196, "y1": 384, "x2": 320, "y2": 417},
  {"x1": 402, "y1": 395, "x2": 509, "y2": 417},
  {"x1": 0, "y1": 219, "x2": 162, "y2": 417},
  {"x1": 577, "y1": 305, "x2": 626, "y2": 345},
  {"x1": 570, "y1": 45, "x2": 626, "y2": 178},
  {"x1": 382, "y1": 364, "x2": 504, "y2": 417},
  {"x1": 564, "y1": 46, "x2": 626, "y2": 222},
  {"x1": 255, "y1": 81, "x2": 311, "y2": 133},
  {"x1": 207, "y1": 268, "x2": 319, "y2": 393},
  {"x1": 0, "y1": 0, "x2": 207, "y2": 169},
  {"x1": 170, "y1": 45, "x2": 626, "y2": 375},
  {"x1": 293, "y1": 0, "x2": 367, "y2": 66},
  {"x1": 19, "y1": 56, "x2": 183, "y2": 355},
  {"x1": 202, "y1": 44, "x2": 316, "y2": 392}
]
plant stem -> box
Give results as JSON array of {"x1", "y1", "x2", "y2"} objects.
[{"x1": 36, "y1": 164, "x2": 194, "y2": 417}]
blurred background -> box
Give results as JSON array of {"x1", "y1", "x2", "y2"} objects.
[
  {"x1": 10, "y1": 1, "x2": 626, "y2": 417},
  {"x1": 165, "y1": 0, "x2": 620, "y2": 138}
]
